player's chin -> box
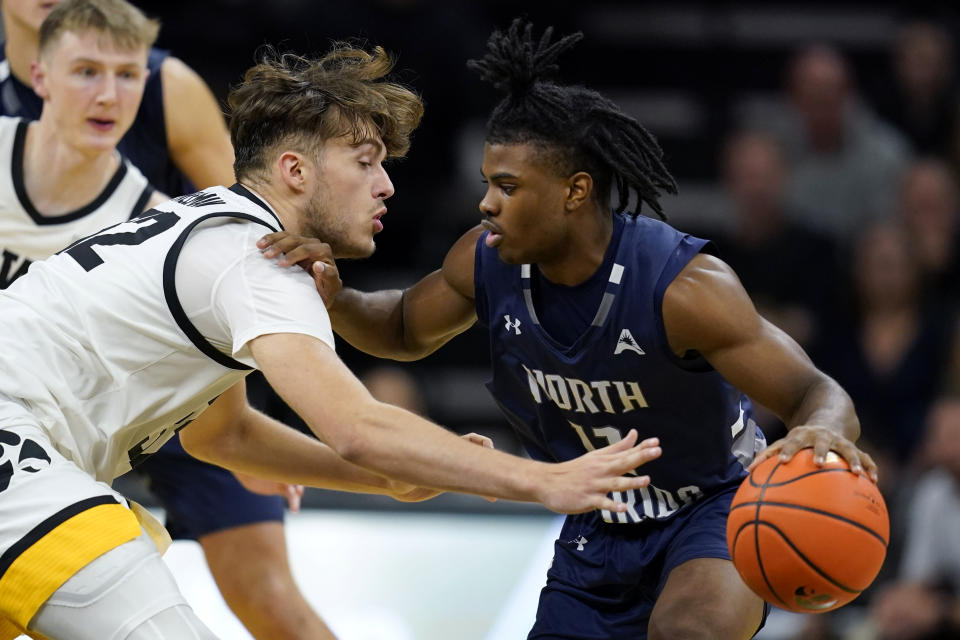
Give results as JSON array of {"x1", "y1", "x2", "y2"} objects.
[
  {"x1": 497, "y1": 247, "x2": 531, "y2": 266},
  {"x1": 339, "y1": 238, "x2": 376, "y2": 259}
]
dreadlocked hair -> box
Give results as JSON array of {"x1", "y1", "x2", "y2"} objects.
[
  {"x1": 228, "y1": 43, "x2": 424, "y2": 181},
  {"x1": 467, "y1": 19, "x2": 677, "y2": 219}
]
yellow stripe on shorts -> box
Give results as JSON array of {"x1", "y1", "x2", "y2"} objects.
[{"x1": 0, "y1": 495, "x2": 141, "y2": 628}]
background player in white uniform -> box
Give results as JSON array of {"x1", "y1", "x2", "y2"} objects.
[
  {"x1": 0, "y1": 2, "x2": 336, "y2": 637},
  {"x1": 0, "y1": 34, "x2": 663, "y2": 639},
  {"x1": 0, "y1": 12, "x2": 163, "y2": 285}
]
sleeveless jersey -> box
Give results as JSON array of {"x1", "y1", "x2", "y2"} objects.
[
  {"x1": 0, "y1": 184, "x2": 334, "y2": 481},
  {"x1": 0, "y1": 116, "x2": 153, "y2": 289},
  {"x1": 475, "y1": 213, "x2": 765, "y2": 524},
  {"x1": 0, "y1": 46, "x2": 193, "y2": 196}
]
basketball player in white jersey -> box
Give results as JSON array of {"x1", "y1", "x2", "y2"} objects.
[
  {"x1": 0, "y1": 5, "x2": 165, "y2": 287},
  {"x1": 0, "y1": 2, "x2": 336, "y2": 637},
  {"x1": 0, "y1": 32, "x2": 662, "y2": 640}
]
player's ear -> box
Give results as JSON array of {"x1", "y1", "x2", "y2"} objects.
[
  {"x1": 277, "y1": 150, "x2": 308, "y2": 193},
  {"x1": 30, "y1": 60, "x2": 50, "y2": 100},
  {"x1": 565, "y1": 171, "x2": 593, "y2": 210}
]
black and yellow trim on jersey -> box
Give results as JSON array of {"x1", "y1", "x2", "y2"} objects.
[
  {"x1": 163, "y1": 190, "x2": 282, "y2": 370},
  {"x1": 0, "y1": 495, "x2": 140, "y2": 631}
]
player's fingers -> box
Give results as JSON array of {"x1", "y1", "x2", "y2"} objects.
[
  {"x1": 747, "y1": 441, "x2": 783, "y2": 472},
  {"x1": 860, "y1": 450, "x2": 879, "y2": 483},
  {"x1": 597, "y1": 496, "x2": 629, "y2": 513},
  {"x1": 833, "y1": 441, "x2": 864, "y2": 476},
  {"x1": 611, "y1": 474, "x2": 651, "y2": 492},
  {"x1": 619, "y1": 444, "x2": 661, "y2": 471},
  {"x1": 285, "y1": 243, "x2": 336, "y2": 269},
  {"x1": 259, "y1": 233, "x2": 302, "y2": 258},
  {"x1": 812, "y1": 439, "x2": 833, "y2": 466},
  {"x1": 277, "y1": 245, "x2": 314, "y2": 267},
  {"x1": 597, "y1": 428, "x2": 639, "y2": 452},
  {"x1": 256, "y1": 231, "x2": 288, "y2": 249},
  {"x1": 286, "y1": 485, "x2": 303, "y2": 512},
  {"x1": 313, "y1": 262, "x2": 342, "y2": 307},
  {"x1": 463, "y1": 432, "x2": 495, "y2": 448},
  {"x1": 777, "y1": 438, "x2": 807, "y2": 463}
]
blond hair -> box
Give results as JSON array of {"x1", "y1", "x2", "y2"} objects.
[{"x1": 38, "y1": 0, "x2": 159, "y2": 58}]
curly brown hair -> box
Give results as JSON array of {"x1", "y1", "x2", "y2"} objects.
[{"x1": 228, "y1": 44, "x2": 425, "y2": 181}]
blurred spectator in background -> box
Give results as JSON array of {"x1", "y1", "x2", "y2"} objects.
[
  {"x1": 361, "y1": 365, "x2": 426, "y2": 416},
  {"x1": 712, "y1": 130, "x2": 838, "y2": 350},
  {"x1": 869, "y1": 396, "x2": 960, "y2": 640},
  {"x1": 811, "y1": 221, "x2": 956, "y2": 477},
  {"x1": 875, "y1": 21, "x2": 960, "y2": 160},
  {"x1": 745, "y1": 43, "x2": 910, "y2": 243},
  {"x1": 707, "y1": 130, "x2": 840, "y2": 442},
  {"x1": 895, "y1": 159, "x2": 960, "y2": 309}
]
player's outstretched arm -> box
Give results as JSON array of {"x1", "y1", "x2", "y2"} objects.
[
  {"x1": 662, "y1": 252, "x2": 877, "y2": 481},
  {"x1": 245, "y1": 330, "x2": 662, "y2": 513},
  {"x1": 281, "y1": 225, "x2": 483, "y2": 361},
  {"x1": 180, "y1": 380, "x2": 422, "y2": 500},
  {"x1": 161, "y1": 57, "x2": 236, "y2": 189}
]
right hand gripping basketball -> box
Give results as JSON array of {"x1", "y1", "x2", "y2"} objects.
[
  {"x1": 537, "y1": 430, "x2": 662, "y2": 514},
  {"x1": 750, "y1": 424, "x2": 878, "y2": 483}
]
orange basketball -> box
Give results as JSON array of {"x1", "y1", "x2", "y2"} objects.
[{"x1": 726, "y1": 448, "x2": 889, "y2": 614}]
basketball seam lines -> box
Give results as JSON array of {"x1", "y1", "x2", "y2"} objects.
[
  {"x1": 747, "y1": 521, "x2": 860, "y2": 594},
  {"x1": 728, "y1": 501, "x2": 888, "y2": 546},
  {"x1": 753, "y1": 459, "x2": 784, "y2": 607},
  {"x1": 747, "y1": 466, "x2": 853, "y2": 489}
]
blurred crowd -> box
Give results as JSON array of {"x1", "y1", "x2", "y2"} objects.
[
  {"x1": 117, "y1": 1, "x2": 960, "y2": 638},
  {"x1": 684, "y1": 19, "x2": 960, "y2": 640}
]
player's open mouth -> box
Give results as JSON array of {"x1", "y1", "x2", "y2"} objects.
[
  {"x1": 87, "y1": 119, "x2": 116, "y2": 132},
  {"x1": 373, "y1": 209, "x2": 386, "y2": 233}
]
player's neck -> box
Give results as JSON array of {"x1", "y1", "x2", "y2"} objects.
[
  {"x1": 238, "y1": 181, "x2": 300, "y2": 234},
  {"x1": 2, "y1": 26, "x2": 40, "y2": 86},
  {"x1": 23, "y1": 121, "x2": 121, "y2": 215},
  {"x1": 536, "y1": 210, "x2": 614, "y2": 286}
]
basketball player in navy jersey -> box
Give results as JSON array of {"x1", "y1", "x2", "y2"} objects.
[
  {"x1": 0, "y1": 1, "x2": 332, "y2": 638},
  {"x1": 272, "y1": 20, "x2": 879, "y2": 639}
]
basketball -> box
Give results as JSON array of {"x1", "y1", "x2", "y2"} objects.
[{"x1": 726, "y1": 448, "x2": 889, "y2": 614}]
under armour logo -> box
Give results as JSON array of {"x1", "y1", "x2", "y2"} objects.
[
  {"x1": 614, "y1": 328, "x2": 645, "y2": 355},
  {"x1": 504, "y1": 315, "x2": 521, "y2": 335},
  {"x1": 571, "y1": 535, "x2": 588, "y2": 551}
]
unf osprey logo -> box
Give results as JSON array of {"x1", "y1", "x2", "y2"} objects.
[
  {"x1": 504, "y1": 315, "x2": 522, "y2": 335},
  {"x1": 0, "y1": 428, "x2": 51, "y2": 493},
  {"x1": 614, "y1": 328, "x2": 645, "y2": 355}
]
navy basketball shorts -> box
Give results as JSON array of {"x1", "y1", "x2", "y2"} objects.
[
  {"x1": 528, "y1": 484, "x2": 769, "y2": 639},
  {"x1": 134, "y1": 434, "x2": 284, "y2": 541}
]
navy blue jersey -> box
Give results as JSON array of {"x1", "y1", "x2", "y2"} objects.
[
  {"x1": 0, "y1": 47, "x2": 193, "y2": 197},
  {"x1": 475, "y1": 213, "x2": 764, "y2": 524}
]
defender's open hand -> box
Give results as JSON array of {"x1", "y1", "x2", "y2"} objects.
[{"x1": 537, "y1": 431, "x2": 661, "y2": 514}]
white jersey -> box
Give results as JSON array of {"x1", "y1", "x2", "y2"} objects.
[
  {"x1": 0, "y1": 116, "x2": 154, "y2": 288},
  {"x1": 0, "y1": 184, "x2": 335, "y2": 481}
]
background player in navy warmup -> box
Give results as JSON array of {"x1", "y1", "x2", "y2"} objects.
[
  {"x1": 0, "y1": 1, "x2": 332, "y2": 637},
  {"x1": 294, "y1": 20, "x2": 879, "y2": 639}
]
